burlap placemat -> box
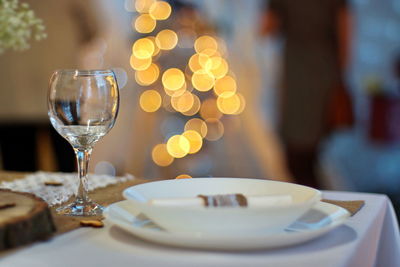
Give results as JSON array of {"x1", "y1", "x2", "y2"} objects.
[
  {"x1": 0, "y1": 172, "x2": 148, "y2": 236},
  {"x1": 0, "y1": 172, "x2": 365, "y2": 236},
  {"x1": 51, "y1": 178, "x2": 149, "y2": 235}
]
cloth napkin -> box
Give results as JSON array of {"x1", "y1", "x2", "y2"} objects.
[{"x1": 0, "y1": 171, "x2": 134, "y2": 206}]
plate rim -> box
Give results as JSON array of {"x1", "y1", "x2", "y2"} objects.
[{"x1": 103, "y1": 200, "x2": 350, "y2": 250}]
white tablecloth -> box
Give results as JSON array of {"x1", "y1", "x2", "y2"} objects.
[{"x1": 1, "y1": 191, "x2": 399, "y2": 267}]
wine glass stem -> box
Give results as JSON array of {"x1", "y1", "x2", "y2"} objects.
[{"x1": 74, "y1": 147, "x2": 92, "y2": 203}]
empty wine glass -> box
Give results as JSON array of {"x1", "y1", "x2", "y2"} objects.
[{"x1": 48, "y1": 69, "x2": 119, "y2": 216}]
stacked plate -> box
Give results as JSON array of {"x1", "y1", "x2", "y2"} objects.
[{"x1": 104, "y1": 178, "x2": 350, "y2": 250}]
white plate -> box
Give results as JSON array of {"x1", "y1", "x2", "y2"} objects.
[
  {"x1": 123, "y1": 178, "x2": 321, "y2": 234},
  {"x1": 104, "y1": 200, "x2": 350, "y2": 250}
]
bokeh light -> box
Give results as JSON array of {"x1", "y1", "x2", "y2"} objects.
[
  {"x1": 149, "y1": 1, "x2": 171, "y2": 20},
  {"x1": 162, "y1": 68, "x2": 185, "y2": 90},
  {"x1": 184, "y1": 118, "x2": 208, "y2": 138},
  {"x1": 132, "y1": 38, "x2": 155, "y2": 59},
  {"x1": 181, "y1": 94, "x2": 200, "y2": 116},
  {"x1": 147, "y1": 36, "x2": 161, "y2": 56},
  {"x1": 188, "y1": 53, "x2": 208, "y2": 73},
  {"x1": 194, "y1": 35, "x2": 218, "y2": 55},
  {"x1": 192, "y1": 70, "x2": 215, "y2": 91},
  {"x1": 152, "y1": 144, "x2": 174, "y2": 166},
  {"x1": 204, "y1": 55, "x2": 222, "y2": 71},
  {"x1": 205, "y1": 118, "x2": 224, "y2": 141},
  {"x1": 214, "y1": 75, "x2": 237, "y2": 98},
  {"x1": 176, "y1": 174, "x2": 192, "y2": 179},
  {"x1": 140, "y1": 90, "x2": 162, "y2": 112},
  {"x1": 209, "y1": 58, "x2": 228, "y2": 79},
  {"x1": 130, "y1": 54, "x2": 152, "y2": 70},
  {"x1": 134, "y1": 14, "x2": 156, "y2": 33},
  {"x1": 233, "y1": 93, "x2": 246, "y2": 115},
  {"x1": 155, "y1": 29, "x2": 178, "y2": 50},
  {"x1": 135, "y1": 63, "x2": 160, "y2": 85},
  {"x1": 200, "y1": 98, "x2": 222, "y2": 120},
  {"x1": 183, "y1": 130, "x2": 203, "y2": 154},
  {"x1": 164, "y1": 82, "x2": 187, "y2": 97},
  {"x1": 171, "y1": 91, "x2": 194, "y2": 113},
  {"x1": 217, "y1": 93, "x2": 240, "y2": 114},
  {"x1": 135, "y1": 0, "x2": 155, "y2": 13},
  {"x1": 167, "y1": 135, "x2": 190, "y2": 158}
]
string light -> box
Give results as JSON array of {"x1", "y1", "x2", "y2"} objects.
[
  {"x1": 155, "y1": 29, "x2": 178, "y2": 50},
  {"x1": 130, "y1": 2, "x2": 246, "y2": 167},
  {"x1": 167, "y1": 135, "x2": 190, "y2": 158},
  {"x1": 152, "y1": 144, "x2": 174, "y2": 166},
  {"x1": 140, "y1": 90, "x2": 162, "y2": 112},
  {"x1": 134, "y1": 14, "x2": 156, "y2": 33},
  {"x1": 149, "y1": 1, "x2": 172, "y2": 20}
]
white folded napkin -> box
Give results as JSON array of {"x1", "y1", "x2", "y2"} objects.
[{"x1": 149, "y1": 194, "x2": 293, "y2": 208}]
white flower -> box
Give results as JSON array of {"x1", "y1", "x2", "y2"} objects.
[{"x1": 0, "y1": 0, "x2": 46, "y2": 53}]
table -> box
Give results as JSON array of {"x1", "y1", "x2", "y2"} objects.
[{"x1": 0, "y1": 191, "x2": 399, "y2": 267}]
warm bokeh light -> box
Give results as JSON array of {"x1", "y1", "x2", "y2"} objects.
[
  {"x1": 155, "y1": 29, "x2": 178, "y2": 50},
  {"x1": 184, "y1": 118, "x2": 208, "y2": 138},
  {"x1": 192, "y1": 70, "x2": 215, "y2": 91},
  {"x1": 134, "y1": 14, "x2": 156, "y2": 33},
  {"x1": 200, "y1": 98, "x2": 222, "y2": 120},
  {"x1": 132, "y1": 38, "x2": 155, "y2": 59},
  {"x1": 217, "y1": 93, "x2": 240, "y2": 114},
  {"x1": 188, "y1": 53, "x2": 208, "y2": 73},
  {"x1": 176, "y1": 174, "x2": 192, "y2": 179},
  {"x1": 139, "y1": 90, "x2": 162, "y2": 112},
  {"x1": 214, "y1": 75, "x2": 237, "y2": 98},
  {"x1": 182, "y1": 94, "x2": 200, "y2": 116},
  {"x1": 135, "y1": 0, "x2": 155, "y2": 13},
  {"x1": 135, "y1": 63, "x2": 160, "y2": 85},
  {"x1": 149, "y1": 1, "x2": 171, "y2": 20},
  {"x1": 162, "y1": 68, "x2": 185, "y2": 90},
  {"x1": 164, "y1": 82, "x2": 186, "y2": 97},
  {"x1": 152, "y1": 144, "x2": 174, "y2": 166},
  {"x1": 233, "y1": 93, "x2": 246, "y2": 115},
  {"x1": 171, "y1": 91, "x2": 194, "y2": 113},
  {"x1": 182, "y1": 130, "x2": 203, "y2": 154},
  {"x1": 167, "y1": 135, "x2": 190, "y2": 158},
  {"x1": 145, "y1": 36, "x2": 160, "y2": 57},
  {"x1": 205, "y1": 118, "x2": 224, "y2": 141},
  {"x1": 162, "y1": 94, "x2": 175, "y2": 112},
  {"x1": 130, "y1": 54, "x2": 152, "y2": 70},
  {"x1": 204, "y1": 55, "x2": 222, "y2": 71},
  {"x1": 209, "y1": 58, "x2": 228, "y2": 79},
  {"x1": 194, "y1": 35, "x2": 218, "y2": 55}
]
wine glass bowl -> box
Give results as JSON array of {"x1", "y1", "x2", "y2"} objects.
[{"x1": 48, "y1": 69, "x2": 119, "y2": 216}]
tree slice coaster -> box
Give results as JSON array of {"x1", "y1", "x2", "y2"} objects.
[{"x1": 0, "y1": 189, "x2": 56, "y2": 250}]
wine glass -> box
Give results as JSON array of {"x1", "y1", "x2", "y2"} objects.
[{"x1": 48, "y1": 69, "x2": 119, "y2": 216}]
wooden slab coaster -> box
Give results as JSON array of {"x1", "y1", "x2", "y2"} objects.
[
  {"x1": 322, "y1": 199, "x2": 365, "y2": 216},
  {"x1": 0, "y1": 189, "x2": 56, "y2": 251}
]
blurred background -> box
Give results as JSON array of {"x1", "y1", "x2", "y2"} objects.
[{"x1": 1, "y1": 0, "x2": 400, "y2": 213}]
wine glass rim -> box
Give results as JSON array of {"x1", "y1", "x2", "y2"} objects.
[{"x1": 53, "y1": 69, "x2": 115, "y2": 75}]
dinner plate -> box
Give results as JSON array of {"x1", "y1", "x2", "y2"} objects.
[{"x1": 104, "y1": 200, "x2": 350, "y2": 250}]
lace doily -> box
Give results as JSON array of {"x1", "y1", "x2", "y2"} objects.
[{"x1": 0, "y1": 172, "x2": 134, "y2": 206}]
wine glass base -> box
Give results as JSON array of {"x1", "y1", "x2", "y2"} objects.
[{"x1": 56, "y1": 199, "x2": 104, "y2": 216}]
